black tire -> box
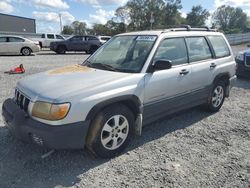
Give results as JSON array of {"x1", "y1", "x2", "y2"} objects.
[
  {"x1": 85, "y1": 50, "x2": 91, "y2": 54},
  {"x1": 204, "y1": 80, "x2": 226, "y2": 112},
  {"x1": 56, "y1": 45, "x2": 66, "y2": 54},
  {"x1": 89, "y1": 45, "x2": 98, "y2": 54},
  {"x1": 86, "y1": 104, "x2": 134, "y2": 158},
  {"x1": 21, "y1": 47, "x2": 31, "y2": 56}
]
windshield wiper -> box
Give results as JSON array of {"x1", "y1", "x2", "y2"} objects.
[{"x1": 91, "y1": 63, "x2": 117, "y2": 71}]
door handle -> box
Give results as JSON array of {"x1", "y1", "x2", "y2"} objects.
[
  {"x1": 179, "y1": 69, "x2": 189, "y2": 75},
  {"x1": 210, "y1": 63, "x2": 217, "y2": 69}
]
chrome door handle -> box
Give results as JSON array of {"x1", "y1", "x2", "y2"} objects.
[
  {"x1": 210, "y1": 63, "x2": 217, "y2": 68},
  {"x1": 179, "y1": 69, "x2": 189, "y2": 75}
]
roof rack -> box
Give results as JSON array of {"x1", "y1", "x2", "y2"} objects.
[{"x1": 162, "y1": 25, "x2": 217, "y2": 33}]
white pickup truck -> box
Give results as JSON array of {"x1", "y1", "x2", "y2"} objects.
[{"x1": 30, "y1": 33, "x2": 65, "y2": 48}]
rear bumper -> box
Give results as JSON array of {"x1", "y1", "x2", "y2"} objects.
[
  {"x1": 2, "y1": 98, "x2": 90, "y2": 149},
  {"x1": 229, "y1": 75, "x2": 237, "y2": 87}
]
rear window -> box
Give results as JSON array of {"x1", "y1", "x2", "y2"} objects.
[
  {"x1": 47, "y1": 34, "x2": 55, "y2": 39},
  {"x1": 87, "y1": 36, "x2": 98, "y2": 41},
  {"x1": 8, "y1": 37, "x2": 25, "y2": 42},
  {"x1": 208, "y1": 36, "x2": 230, "y2": 58},
  {"x1": 101, "y1": 37, "x2": 111, "y2": 41}
]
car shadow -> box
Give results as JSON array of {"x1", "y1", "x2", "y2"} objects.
[
  {"x1": 37, "y1": 52, "x2": 88, "y2": 56},
  {"x1": 0, "y1": 54, "x2": 36, "y2": 57},
  {"x1": 234, "y1": 77, "x2": 250, "y2": 90},
  {"x1": 0, "y1": 108, "x2": 213, "y2": 187}
]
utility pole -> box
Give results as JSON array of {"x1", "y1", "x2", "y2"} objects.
[
  {"x1": 59, "y1": 13, "x2": 62, "y2": 33},
  {"x1": 150, "y1": 12, "x2": 154, "y2": 30}
]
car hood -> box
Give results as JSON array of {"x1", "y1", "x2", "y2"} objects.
[{"x1": 17, "y1": 64, "x2": 137, "y2": 102}]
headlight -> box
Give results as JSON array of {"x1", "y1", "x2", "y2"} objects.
[
  {"x1": 236, "y1": 54, "x2": 244, "y2": 61},
  {"x1": 32, "y1": 102, "x2": 70, "y2": 121}
]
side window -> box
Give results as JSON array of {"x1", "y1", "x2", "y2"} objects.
[
  {"x1": 70, "y1": 36, "x2": 82, "y2": 41},
  {"x1": 154, "y1": 38, "x2": 188, "y2": 66},
  {"x1": 56, "y1": 35, "x2": 64, "y2": 39},
  {"x1": 47, "y1": 34, "x2": 55, "y2": 39},
  {"x1": 0, "y1": 37, "x2": 7, "y2": 42},
  {"x1": 186, "y1": 37, "x2": 212, "y2": 62},
  {"x1": 41, "y1": 34, "x2": 45, "y2": 38},
  {"x1": 8, "y1": 37, "x2": 25, "y2": 42},
  {"x1": 208, "y1": 36, "x2": 230, "y2": 58},
  {"x1": 87, "y1": 36, "x2": 98, "y2": 41}
]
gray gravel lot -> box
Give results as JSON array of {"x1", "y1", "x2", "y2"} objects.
[{"x1": 0, "y1": 46, "x2": 249, "y2": 188}]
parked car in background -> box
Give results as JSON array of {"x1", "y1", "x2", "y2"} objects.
[
  {"x1": 50, "y1": 35, "x2": 102, "y2": 54},
  {"x1": 97, "y1": 36, "x2": 111, "y2": 44},
  {"x1": 235, "y1": 50, "x2": 250, "y2": 77},
  {"x1": 30, "y1": 33, "x2": 65, "y2": 48},
  {"x1": 0, "y1": 35, "x2": 40, "y2": 56}
]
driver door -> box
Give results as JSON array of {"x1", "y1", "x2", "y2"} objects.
[{"x1": 143, "y1": 37, "x2": 193, "y2": 124}]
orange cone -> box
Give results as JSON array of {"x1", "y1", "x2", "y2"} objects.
[{"x1": 4, "y1": 64, "x2": 25, "y2": 74}]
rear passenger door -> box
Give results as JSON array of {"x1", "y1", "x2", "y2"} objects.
[
  {"x1": 143, "y1": 37, "x2": 192, "y2": 123},
  {"x1": 68, "y1": 36, "x2": 83, "y2": 51},
  {"x1": 7, "y1": 37, "x2": 25, "y2": 54},
  {"x1": 185, "y1": 36, "x2": 214, "y2": 95},
  {"x1": 0, "y1": 37, "x2": 8, "y2": 54}
]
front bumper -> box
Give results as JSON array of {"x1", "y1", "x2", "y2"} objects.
[
  {"x1": 2, "y1": 98, "x2": 90, "y2": 149},
  {"x1": 236, "y1": 62, "x2": 250, "y2": 77}
]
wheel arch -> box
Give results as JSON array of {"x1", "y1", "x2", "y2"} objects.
[
  {"x1": 85, "y1": 95, "x2": 142, "y2": 122},
  {"x1": 20, "y1": 46, "x2": 32, "y2": 53},
  {"x1": 213, "y1": 72, "x2": 231, "y2": 97}
]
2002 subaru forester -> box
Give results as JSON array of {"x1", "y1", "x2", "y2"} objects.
[{"x1": 2, "y1": 26, "x2": 236, "y2": 158}]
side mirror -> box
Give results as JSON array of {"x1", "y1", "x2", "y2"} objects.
[{"x1": 151, "y1": 59, "x2": 172, "y2": 72}]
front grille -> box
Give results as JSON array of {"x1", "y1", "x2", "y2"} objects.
[
  {"x1": 14, "y1": 89, "x2": 30, "y2": 113},
  {"x1": 245, "y1": 56, "x2": 250, "y2": 67}
]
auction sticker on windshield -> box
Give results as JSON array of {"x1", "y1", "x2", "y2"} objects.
[{"x1": 136, "y1": 36, "x2": 157, "y2": 41}]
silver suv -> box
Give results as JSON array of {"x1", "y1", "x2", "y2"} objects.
[{"x1": 2, "y1": 26, "x2": 236, "y2": 158}]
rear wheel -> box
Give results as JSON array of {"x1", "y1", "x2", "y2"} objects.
[
  {"x1": 56, "y1": 45, "x2": 66, "y2": 54},
  {"x1": 204, "y1": 80, "x2": 226, "y2": 112},
  {"x1": 86, "y1": 104, "x2": 134, "y2": 158},
  {"x1": 21, "y1": 47, "x2": 31, "y2": 56},
  {"x1": 89, "y1": 45, "x2": 98, "y2": 54}
]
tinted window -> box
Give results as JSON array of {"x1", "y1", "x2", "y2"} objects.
[
  {"x1": 154, "y1": 38, "x2": 188, "y2": 66},
  {"x1": 70, "y1": 36, "x2": 82, "y2": 41},
  {"x1": 87, "y1": 36, "x2": 98, "y2": 41},
  {"x1": 101, "y1": 37, "x2": 111, "y2": 41},
  {"x1": 47, "y1": 34, "x2": 55, "y2": 39},
  {"x1": 186, "y1": 37, "x2": 212, "y2": 62},
  {"x1": 208, "y1": 36, "x2": 230, "y2": 58},
  {"x1": 8, "y1": 37, "x2": 25, "y2": 42},
  {"x1": 56, "y1": 35, "x2": 64, "y2": 39},
  {"x1": 41, "y1": 34, "x2": 45, "y2": 38},
  {"x1": 0, "y1": 37, "x2": 7, "y2": 42}
]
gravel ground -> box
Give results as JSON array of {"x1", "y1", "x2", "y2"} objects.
[{"x1": 0, "y1": 46, "x2": 249, "y2": 188}]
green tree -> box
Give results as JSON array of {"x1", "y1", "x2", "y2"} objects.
[
  {"x1": 62, "y1": 25, "x2": 74, "y2": 35},
  {"x1": 92, "y1": 24, "x2": 109, "y2": 35},
  {"x1": 71, "y1": 21, "x2": 87, "y2": 35},
  {"x1": 186, "y1": 5, "x2": 210, "y2": 27},
  {"x1": 212, "y1": 5, "x2": 247, "y2": 33},
  {"x1": 164, "y1": 0, "x2": 183, "y2": 26}
]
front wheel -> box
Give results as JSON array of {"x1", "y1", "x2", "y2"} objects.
[
  {"x1": 204, "y1": 80, "x2": 226, "y2": 112},
  {"x1": 86, "y1": 104, "x2": 134, "y2": 158}
]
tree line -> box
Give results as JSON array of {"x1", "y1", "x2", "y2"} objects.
[{"x1": 62, "y1": 0, "x2": 249, "y2": 36}]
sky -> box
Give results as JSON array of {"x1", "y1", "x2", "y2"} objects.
[{"x1": 0, "y1": 0, "x2": 250, "y2": 33}]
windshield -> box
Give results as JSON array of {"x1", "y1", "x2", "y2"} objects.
[{"x1": 84, "y1": 35, "x2": 157, "y2": 73}]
